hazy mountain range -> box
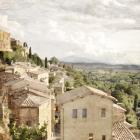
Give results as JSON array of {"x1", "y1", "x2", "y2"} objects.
[{"x1": 61, "y1": 56, "x2": 140, "y2": 72}]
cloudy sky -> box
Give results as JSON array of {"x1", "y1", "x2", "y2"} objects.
[{"x1": 0, "y1": 0, "x2": 140, "y2": 64}]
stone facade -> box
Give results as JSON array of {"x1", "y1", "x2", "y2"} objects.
[
  {"x1": 113, "y1": 104, "x2": 126, "y2": 123},
  {"x1": 2, "y1": 77, "x2": 55, "y2": 140},
  {"x1": 61, "y1": 95, "x2": 113, "y2": 140},
  {"x1": 57, "y1": 86, "x2": 116, "y2": 140},
  {"x1": 0, "y1": 30, "x2": 11, "y2": 52},
  {"x1": 10, "y1": 38, "x2": 29, "y2": 58},
  {"x1": 57, "y1": 86, "x2": 137, "y2": 140},
  {"x1": 27, "y1": 69, "x2": 49, "y2": 85}
]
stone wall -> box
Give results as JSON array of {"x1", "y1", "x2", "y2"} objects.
[
  {"x1": 0, "y1": 30, "x2": 11, "y2": 52},
  {"x1": 39, "y1": 101, "x2": 52, "y2": 140},
  {"x1": 60, "y1": 95, "x2": 113, "y2": 140}
]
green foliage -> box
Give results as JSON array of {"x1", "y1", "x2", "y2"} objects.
[
  {"x1": 31, "y1": 53, "x2": 43, "y2": 67},
  {"x1": 64, "y1": 66, "x2": 140, "y2": 128},
  {"x1": 126, "y1": 110, "x2": 138, "y2": 127},
  {"x1": 9, "y1": 122, "x2": 47, "y2": 140},
  {"x1": 29, "y1": 47, "x2": 32, "y2": 59},
  {"x1": 49, "y1": 76, "x2": 55, "y2": 84},
  {"x1": 12, "y1": 45, "x2": 27, "y2": 62},
  {"x1": 66, "y1": 68, "x2": 86, "y2": 88},
  {"x1": 3, "y1": 52, "x2": 14, "y2": 64},
  {"x1": 134, "y1": 94, "x2": 138, "y2": 111},
  {"x1": 2, "y1": 45, "x2": 27, "y2": 64},
  {"x1": 65, "y1": 81, "x2": 73, "y2": 91},
  {"x1": 50, "y1": 57, "x2": 59, "y2": 65},
  {"x1": 45, "y1": 58, "x2": 47, "y2": 68}
]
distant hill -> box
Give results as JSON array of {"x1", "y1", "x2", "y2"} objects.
[
  {"x1": 61, "y1": 56, "x2": 94, "y2": 63},
  {"x1": 64, "y1": 62, "x2": 140, "y2": 72}
]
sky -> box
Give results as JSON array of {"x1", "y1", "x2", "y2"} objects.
[{"x1": 0, "y1": 0, "x2": 140, "y2": 64}]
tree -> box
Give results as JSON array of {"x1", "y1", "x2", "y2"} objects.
[
  {"x1": 31, "y1": 53, "x2": 43, "y2": 67},
  {"x1": 134, "y1": 94, "x2": 138, "y2": 111},
  {"x1": 3, "y1": 52, "x2": 14, "y2": 64},
  {"x1": 50, "y1": 56, "x2": 59, "y2": 65},
  {"x1": 65, "y1": 81, "x2": 73, "y2": 91},
  {"x1": 45, "y1": 57, "x2": 48, "y2": 68},
  {"x1": 23, "y1": 42, "x2": 28, "y2": 48},
  {"x1": 29, "y1": 47, "x2": 32, "y2": 59},
  {"x1": 9, "y1": 122, "x2": 47, "y2": 140}
]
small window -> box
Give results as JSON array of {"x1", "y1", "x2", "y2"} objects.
[
  {"x1": 102, "y1": 135, "x2": 106, "y2": 140},
  {"x1": 101, "y1": 108, "x2": 106, "y2": 118},
  {"x1": 89, "y1": 133, "x2": 93, "y2": 140},
  {"x1": 82, "y1": 108, "x2": 87, "y2": 118},
  {"x1": 26, "y1": 121, "x2": 31, "y2": 126},
  {"x1": 72, "y1": 109, "x2": 77, "y2": 118}
]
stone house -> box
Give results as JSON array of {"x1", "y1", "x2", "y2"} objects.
[
  {"x1": 0, "y1": 71, "x2": 17, "y2": 140},
  {"x1": 0, "y1": 29, "x2": 12, "y2": 52},
  {"x1": 5, "y1": 62, "x2": 39, "y2": 77},
  {"x1": 10, "y1": 38, "x2": 23, "y2": 47},
  {"x1": 3, "y1": 78, "x2": 55, "y2": 140},
  {"x1": 112, "y1": 104, "x2": 136, "y2": 140},
  {"x1": 10, "y1": 38, "x2": 29, "y2": 58},
  {"x1": 50, "y1": 71, "x2": 66, "y2": 96},
  {"x1": 57, "y1": 86, "x2": 137, "y2": 140},
  {"x1": 27, "y1": 69, "x2": 49, "y2": 85}
]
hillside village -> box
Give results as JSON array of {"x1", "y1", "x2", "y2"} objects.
[{"x1": 0, "y1": 30, "x2": 139, "y2": 140}]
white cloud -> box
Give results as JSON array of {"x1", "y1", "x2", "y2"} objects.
[
  {"x1": 0, "y1": 15, "x2": 8, "y2": 29},
  {"x1": 0, "y1": 0, "x2": 140, "y2": 64},
  {"x1": 0, "y1": 14, "x2": 24, "y2": 40}
]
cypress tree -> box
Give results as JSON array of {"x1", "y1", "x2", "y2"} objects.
[
  {"x1": 45, "y1": 57, "x2": 48, "y2": 68},
  {"x1": 29, "y1": 47, "x2": 32, "y2": 59},
  {"x1": 134, "y1": 94, "x2": 138, "y2": 111}
]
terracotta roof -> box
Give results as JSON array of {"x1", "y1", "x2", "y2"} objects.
[
  {"x1": 28, "y1": 68, "x2": 49, "y2": 75},
  {"x1": 113, "y1": 121, "x2": 137, "y2": 140},
  {"x1": 113, "y1": 104, "x2": 126, "y2": 112},
  {"x1": 57, "y1": 86, "x2": 117, "y2": 105},
  {"x1": 5, "y1": 78, "x2": 51, "y2": 95},
  {"x1": 13, "y1": 94, "x2": 49, "y2": 107},
  {"x1": 0, "y1": 72, "x2": 19, "y2": 83},
  {"x1": 0, "y1": 126, "x2": 5, "y2": 134}
]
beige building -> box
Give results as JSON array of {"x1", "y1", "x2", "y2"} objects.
[
  {"x1": 51, "y1": 72, "x2": 65, "y2": 96},
  {"x1": 5, "y1": 62, "x2": 39, "y2": 77},
  {"x1": 10, "y1": 38, "x2": 23, "y2": 47},
  {"x1": 112, "y1": 104, "x2": 136, "y2": 140},
  {"x1": 57, "y1": 86, "x2": 116, "y2": 140},
  {"x1": 57, "y1": 86, "x2": 137, "y2": 140},
  {"x1": 0, "y1": 71, "x2": 17, "y2": 140},
  {"x1": 27, "y1": 69, "x2": 49, "y2": 85},
  {"x1": 10, "y1": 38, "x2": 29, "y2": 58},
  {"x1": 0, "y1": 30, "x2": 11, "y2": 52},
  {"x1": 3, "y1": 78, "x2": 55, "y2": 140}
]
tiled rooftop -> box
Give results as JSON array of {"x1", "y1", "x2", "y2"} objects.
[
  {"x1": 13, "y1": 94, "x2": 49, "y2": 107},
  {"x1": 57, "y1": 85, "x2": 117, "y2": 105},
  {"x1": 113, "y1": 121, "x2": 137, "y2": 140}
]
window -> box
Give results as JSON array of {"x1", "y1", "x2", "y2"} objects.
[
  {"x1": 82, "y1": 108, "x2": 87, "y2": 118},
  {"x1": 72, "y1": 109, "x2": 77, "y2": 118},
  {"x1": 101, "y1": 108, "x2": 106, "y2": 118},
  {"x1": 26, "y1": 120, "x2": 32, "y2": 126},
  {"x1": 102, "y1": 135, "x2": 106, "y2": 140},
  {"x1": 89, "y1": 133, "x2": 93, "y2": 140}
]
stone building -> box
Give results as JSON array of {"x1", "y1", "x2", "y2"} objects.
[
  {"x1": 57, "y1": 86, "x2": 137, "y2": 140},
  {"x1": 51, "y1": 72, "x2": 65, "y2": 96},
  {"x1": 3, "y1": 78, "x2": 55, "y2": 140},
  {"x1": 10, "y1": 38, "x2": 29, "y2": 58},
  {"x1": 10, "y1": 38, "x2": 23, "y2": 47},
  {"x1": 0, "y1": 71, "x2": 18, "y2": 140},
  {"x1": 27, "y1": 69, "x2": 49, "y2": 85},
  {"x1": 0, "y1": 30, "x2": 11, "y2": 52},
  {"x1": 112, "y1": 104, "x2": 136, "y2": 140},
  {"x1": 5, "y1": 62, "x2": 39, "y2": 77}
]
